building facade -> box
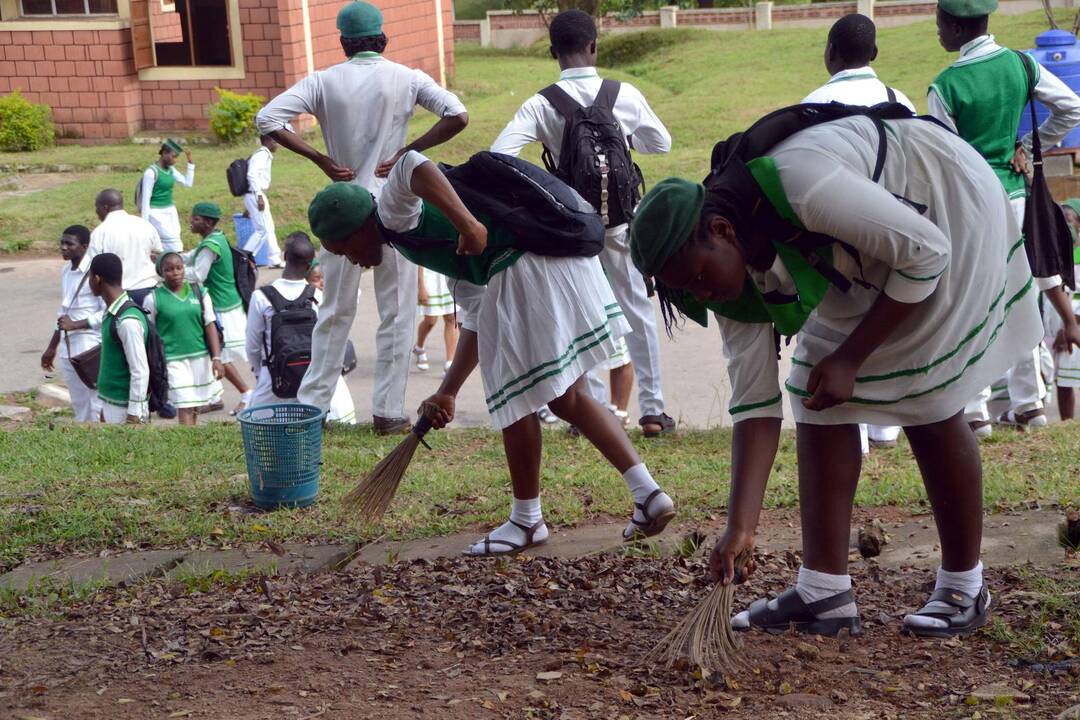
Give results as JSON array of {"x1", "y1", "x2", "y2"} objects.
[{"x1": 0, "y1": 0, "x2": 454, "y2": 140}]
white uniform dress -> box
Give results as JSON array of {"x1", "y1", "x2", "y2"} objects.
[
  {"x1": 719, "y1": 116, "x2": 1041, "y2": 427},
  {"x1": 928, "y1": 34, "x2": 1080, "y2": 419},
  {"x1": 256, "y1": 51, "x2": 467, "y2": 419},
  {"x1": 418, "y1": 267, "x2": 459, "y2": 317},
  {"x1": 381, "y1": 151, "x2": 631, "y2": 430},
  {"x1": 802, "y1": 65, "x2": 914, "y2": 447},
  {"x1": 56, "y1": 255, "x2": 104, "y2": 422},
  {"x1": 139, "y1": 163, "x2": 195, "y2": 253},
  {"x1": 141, "y1": 287, "x2": 224, "y2": 409},
  {"x1": 246, "y1": 278, "x2": 356, "y2": 423},
  {"x1": 243, "y1": 146, "x2": 283, "y2": 266},
  {"x1": 491, "y1": 66, "x2": 671, "y2": 418}
]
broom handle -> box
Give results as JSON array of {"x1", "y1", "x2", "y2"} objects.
[{"x1": 413, "y1": 415, "x2": 434, "y2": 449}]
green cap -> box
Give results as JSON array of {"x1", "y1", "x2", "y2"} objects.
[
  {"x1": 163, "y1": 138, "x2": 183, "y2": 154},
  {"x1": 337, "y1": 1, "x2": 383, "y2": 39},
  {"x1": 629, "y1": 178, "x2": 706, "y2": 277},
  {"x1": 937, "y1": 0, "x2": 996, "y2": 18},
  {"x1": 1062, "y1": 198, "x2": 1080, "y2": 217},
  {"x1": 191, "y1": 201, "x2": 221, "y2": 220},
  {"x1": 308, "y1": 182, "x2": 374, "y2": 245}
]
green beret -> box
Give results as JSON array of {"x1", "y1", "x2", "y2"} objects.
[
  {"x1": 163, "y1": 138, "x2": 183, "y2": 154},
  {"x1": 191, "y1": 201, "x2": 221, "y2": 220},
  {"x1": 337, "y1": 1, "x2": 383, "y2": 39},
  {"x1": 630, "y1": 178, "x2": 705, "y2": 277},
  {"x1": 937, "y1": 0, "x2": 996, "y2": 18},
  {"x1": 308, "y1": 182, "x2": 374, "y2": 245}
]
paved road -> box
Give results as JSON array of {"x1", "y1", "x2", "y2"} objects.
[{"x1": 2, "y1": 255, "x2": 796, "y2": 428}]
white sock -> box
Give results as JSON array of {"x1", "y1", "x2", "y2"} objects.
[
  {"x1": 241, "y1": 390, "x2": 253, "y2": 402},
  {"x1": 731, "y1": 567, "x2": 856, "y2": 630},
  {"x1": 465, "y1": 499, "x2": 548, "y2": 556},
  {"x1": 904, "y1": 561, "x2": 984, "y2": 630},
  {"x1": 623, "y1": 463, "x2": 660, "y2": 505}
]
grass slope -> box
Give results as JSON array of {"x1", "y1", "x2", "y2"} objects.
[
  {"x1": 0, "y1": 10, "x2": 1072, "y2": 252},
  {"x1": 0, "y1": 417, "x2": 1077, "y2": 572}
]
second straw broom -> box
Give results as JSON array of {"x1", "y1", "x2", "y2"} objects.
[{"x1": 343, "y1": 415, "x2": 434, "y2": 524}]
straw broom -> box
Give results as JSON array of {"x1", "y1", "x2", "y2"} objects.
[
  {"x1": 647, "y1": 550, "x2": 752, "y2": 674},
  {"x1": 343, "y1": 415, "x2": 434, "y2": 524}
]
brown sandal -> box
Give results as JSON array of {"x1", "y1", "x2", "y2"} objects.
[{"x1": 464, "y1": 520, "x2": 548, "y2": 557}]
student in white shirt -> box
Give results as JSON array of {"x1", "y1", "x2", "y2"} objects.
[
  {"x1": 491, "y1": 10, "x2": 675, "y2": 437},
  {"x1": 89, "y1": 253, "x2": 150, "y2": 425},
  {"x1": 139, "y1": 139, "x2": 195, "y2": 253},
  {"x1": 87, "y1": 188, "x2": 163, "y2": 306},
  {"x1": 802, "y1": 14, "x2": 916, "y2": 111},
  {"x1": 246, "y1": 233, "x2": 355, "y2": 422},
  {"x1": 255, "y1": 0, "x2": 468, "y2": 435},
  {"x1": 40, "y1": 225, "x2": 104, "y2": 422},
  {"x1": 244, "y1": 135, "x2": 285, "y2": 268},
  {"x1": 802, "y1": 13, "x2": 910, "y2": 451}
]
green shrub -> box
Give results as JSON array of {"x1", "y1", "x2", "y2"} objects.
[
  {"x1": 0, "y1": 90, "x2": 55, "y2": 152},
  {"x1": 597, "y1": 28, "x2": 710, "y2": 67},
  {"x1": 208, "y1": 88, "x2": 265, "y2": 144}
]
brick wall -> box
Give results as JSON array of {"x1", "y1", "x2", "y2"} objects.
[
  {"x1": 0, "y1": 28, "x2": 142, "y2": 140},
  {"x1": 150, "y1": 1, "x2": 183, "y2": 44},
  {"x1": 454, "y1": 19, "x2": 481, "y2": 42}
]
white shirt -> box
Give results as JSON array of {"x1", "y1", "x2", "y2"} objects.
[
  {"x1": 139, "y1": 163, "x2": 195, "y2": 219},
  {"x1": 246, "y1": 146, "x2": 273, "y2": 197},
  {"x1": 377, "y1": 150, "x2": 433, "y2": 233},
  {"x1": 87, "y1": 210, "x2": 163, "y2": 291},
  {"x1": 58, "y1": 255, "x2": 105, "y2": 359},
  {"x1": 802, "y1": 66, "x2": 916, "y2": 111},
  {"x1": 246, "y1": 277, "x2": 311, "y2": 372},
  {"x1": 490, "y1": 66, "x2": 671, "y2": 233},
  {"x1": 927, "y1": 34, "x2": 1080, "y2": 151},
  {"x1": 140, "y1": 283, "x2": 217, "y2": 326},
  {"x1": 105, "y1": 292, "x2": 150, "y2": 418},
  {"x1": 255, "y1": 53, "x2": 467, "y2": 196}
]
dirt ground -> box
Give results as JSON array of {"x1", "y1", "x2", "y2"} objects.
[{"x1": 2, "y1": 547, "x2": 1077, "y2": 720}]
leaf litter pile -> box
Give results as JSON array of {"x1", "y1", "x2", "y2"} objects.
[{"x1": 2, "y1": 552, "x2": 1078, "y2": 719}]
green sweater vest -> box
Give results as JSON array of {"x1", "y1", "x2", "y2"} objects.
[
  {"x1": 98, "y1": 302, "x2": 148, "y2": 407},
  {"x1": 149, "y1": 165, "x2": 175, "y2": 209},
  {"x1": 194, "y1": 230, "x2": 243, "y2": 312},
  {"x1": 154, "y1": 284, "x2": 208, "y2": 361}
]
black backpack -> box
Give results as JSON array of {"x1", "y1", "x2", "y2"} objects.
[
  {"x1": 230, "y1": 244, "x2": 258, "y2": 311},
  {"x1": 261, "y1": 284, "x2": 318, "y2": 399},
  {"x1": 110, "y1": 301, "x2": 170, "y2": 413},
  {"x1": 539, "y1": 79, "x2": 643, "y2": 228},
  {"x1": 226, "y1": 158, "x2": 250, "y2": 197}
]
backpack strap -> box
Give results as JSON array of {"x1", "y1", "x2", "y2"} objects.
[
  {"x1": 886, "y1": 86, "x2": 897, "y2": 104},
  {"x1": 538, "y1": 83, "x2": 583, "y2": 120},
  {"x1": 594, "y1": 78, "x2": 621, "y2": 112},
  {"x1": 109, "y1": 300, "x2": 144, "y2": 344},
  {"x1": 259, "y1": 284, "x2": 287, "y2": 313}
]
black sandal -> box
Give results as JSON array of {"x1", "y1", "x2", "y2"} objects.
[
  {"x1": 639, "y1": 413, "x2": 675, "y2": 438},
  {"x1": 622, "y1": 488, "x2": 676, "y2": 541},
  {"x1": 902, "y1": 585, "x2": 991, "y2": 638},
  {"x1": 464, "y1": 520, "x2": 547, "y2": 557},
  {"x1": 742, "y1": 587, "x2": 863, "y2": 637}
]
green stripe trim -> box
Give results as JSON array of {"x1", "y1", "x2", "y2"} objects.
[
  {"x1": 953, "y1": 46, "x2": 1008, "y2": 68},
  {"x1": 897, "y1": 267, "x2": 946, "y2": 282},
  {"x1": 165, "y1": 350, "x2": 210, "y2": 362},
  {"x1": 730, "y1": 393, "x2": 782, "y2": 415},
  {"x1": 485, "y1": 310, "x2": 624, "y2": 412},
  {"x1": 168, "y1": 379, "x2": 221, "y2": 390},
  {"x1": 826, "y1": 72, "x2": 877, "y2": 84},
  {"x1": 785, "y1": 277, "x2": 1034, "y2": 405}
]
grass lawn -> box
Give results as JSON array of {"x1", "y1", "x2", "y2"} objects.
[
  {"x1": 0, "y1": 10, "x2": 1073, "y2": 252},
  {"x1": 0, "y1": 415, "x2": 1077, "y2": 573}
]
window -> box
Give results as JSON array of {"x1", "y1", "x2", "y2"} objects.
[
  {"x1": 152, "y1": 0, "x2": 232, "y2": 67},
  {"x1": 19, "y1": 0, "x2": 117, "y2": 14}
]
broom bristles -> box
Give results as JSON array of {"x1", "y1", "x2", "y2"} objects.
[
  {"x1": 647, "y1": 551, "x2": 751, "y2": 674},
  {"x1": 342, "y1": 432, "x2": 423, "y2": 524}
]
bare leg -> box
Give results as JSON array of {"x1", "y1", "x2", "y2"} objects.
[
  {"x1": 443, "y1": 315, "x2": 459, "y2": 364},
  {"x1": 222, "y1": 362, "x2": 248, "y2": 394},
  {"x1": 548, "y1": 377, "x2": 640, "y2": 473},
  {"x1": 904, "y1": 411, "x2": 982, "y2": 572},
  {"x1": 609, "y1": 362, "x2": 634, "y2": 413},
  {"x1": 796, "y1": 422, "x2": 862, "y2": 575},
  {"x1": 177, "y1": 408, "x2": 196, "y2": 426},
  {"x1": 1058, "y1": 386, "x2": 1075, "y2": 420},
  {"x1": 502, "y1": 412, "x2": 542, "y2": 500},
  {"x1": 415, "y1": 315, "x2": 437, "y2": 351}
]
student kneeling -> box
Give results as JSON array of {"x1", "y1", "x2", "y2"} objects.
[{"x1": 629, "y1": 107, "x2": 1079, "y2": 638}]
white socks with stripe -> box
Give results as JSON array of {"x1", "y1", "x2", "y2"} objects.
[
  {"x1": 731, "y1": 567, "x2": 856, "y2": 629},
  {"x1": 465, "y1": 496, "x2": 548, "y2": 556},
  {"x1": 903, "y1": 562, "x2": 985, "y2": 631}
]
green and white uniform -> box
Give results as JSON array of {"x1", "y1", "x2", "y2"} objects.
[
  {"x1": 716, "y1": 116, "x2": 1041, "y2": 426},
  {"x1": 190, "y1": 229, "x2": 248, "y2": 365},
  {"x1": 140, "y1": 161, "x2": 195, "y2": 253},
  {"x1": 97, "y1": 292, "x2": 150, "y2": 424},
  {"x1": 380, "y1": 150, "x2": 630, "y2": 430},
  {"x1": 418, "y1": 267, "x2": 459, "y2": 317},
  {"x1": 141, "y1": 283, "x2": 224, "y2": 409}
]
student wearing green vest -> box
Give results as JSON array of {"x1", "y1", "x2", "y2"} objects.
[
  {"x1": 140, "y1": 252, "x2": 224, "y2": 426},
  {"x1": 629, "y1": 110, "x2": 1080, "y2": 637},
  {"x1": 139, "y1": 139, "x2": 195, "y2": 254},
  {"x1": 308, "y1": 151, "x2": 677, "y2": 556},
  {"x1": 187, "y1": 202, "x2": 252, "y2": 414},
  {"x1": 89, "y1": 253, "x2": 150, "y2": 425},
  {"x1": 930, "y1": 0, "x2": 1080, "y2": 434}
]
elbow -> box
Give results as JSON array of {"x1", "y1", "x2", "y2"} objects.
[{"x1": 448, "y1": 112, "x2": 469, "y2": 132}]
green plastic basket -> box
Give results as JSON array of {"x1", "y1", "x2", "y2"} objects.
[{"x1": 237, "y1": 403, "x2": 326, "y2": 509}]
